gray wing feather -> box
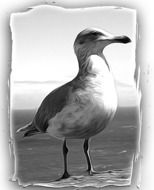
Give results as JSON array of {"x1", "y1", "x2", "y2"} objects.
[{"x1": 33, "y1": 82, "x2": 73, "y2": 132}]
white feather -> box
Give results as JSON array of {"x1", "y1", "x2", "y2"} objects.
[{"x1": 47, "y1": 55, "x2": 117, "y2": 139}]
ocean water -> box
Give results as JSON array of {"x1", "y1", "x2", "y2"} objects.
[{"x1": 11, "y1": 106, "x2": 139, "y2": 188}]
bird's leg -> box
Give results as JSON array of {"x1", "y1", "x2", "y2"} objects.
[
  {"x1": 57, "y1": 139, "x2": 70, "y2": 180},
  {"x1": 83, "y1": 139, "x2": 98, "y2": 175}
]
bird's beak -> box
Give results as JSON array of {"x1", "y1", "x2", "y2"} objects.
[
  {"x1": 111, "y1": 35, "x2": 131, "y2": 44},
  {"x1": 98, "y1": 35, "x2": 131, "y2": 44}
]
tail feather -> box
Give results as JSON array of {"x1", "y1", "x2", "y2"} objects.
[
  {"x1": 23, "y1": 128, "x2": 41, "y2": 137},
  {"x1": 16, "y1": 122, "x2": 32, "y2": 133},
  {"x1": 16, "y1": 122, "x2": 40, "y2": 137}
]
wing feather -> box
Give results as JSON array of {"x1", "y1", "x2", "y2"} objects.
[{"x1": 33, "y1": 82, "x2": 73, "y2": 132}]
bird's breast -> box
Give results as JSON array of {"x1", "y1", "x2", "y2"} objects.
[
  {"x1": 85, "y1": 54, "x2": 118, "y2": 112},
  {"x1": 47, "y1": 55, "x2": 117, "y2": 139}
]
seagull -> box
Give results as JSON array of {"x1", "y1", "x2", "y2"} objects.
[{"x1": 17, "y1": 28, "x2": 131, "y2": 180}]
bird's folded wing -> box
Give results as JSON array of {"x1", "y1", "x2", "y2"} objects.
[{"x1": 33, "y1": 81, "x2": 73, "y2": 132}]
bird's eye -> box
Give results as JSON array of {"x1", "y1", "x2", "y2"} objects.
[
  {"x1": 79, "y1": 40, "x2": 85, "y2": 45},
  {"x1": 78, "y1": 36, "x2": 86, "y2": 44},
  {"x1": 78, "y1": 32, "x2": 102, "y2": 45},
  {"x1": 91, "y1": 32, "x2": 98, "y2": 36}
]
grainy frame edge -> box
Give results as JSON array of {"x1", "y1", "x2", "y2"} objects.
[{"x1": 8, "y1": 2, "x2": 141, "y2": 190}]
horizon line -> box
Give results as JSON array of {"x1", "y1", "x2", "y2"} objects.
[
  {"x1": 13, "y1": 80, "x2": 135, "y2": 88},
  {"x1": 11, "y1": 105, "x2": 139, "y2": 111}
]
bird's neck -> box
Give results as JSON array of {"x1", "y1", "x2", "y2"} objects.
[
  {"x1": 76, "y1": 47, "x2": 103, "y2": 65},
  {"x1": 77, "y1": 51, "x2": 109, "y2": 77}
]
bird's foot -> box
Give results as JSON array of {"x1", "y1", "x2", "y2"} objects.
[
  {"x1": 86, "y1": 169, "x2": 99, "y2": 176},
  {"x1": 55, "y1": 171, "x2": 70, "y2": 181}
]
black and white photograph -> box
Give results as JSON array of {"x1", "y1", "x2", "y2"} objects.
[{"x1": 10, "y1": 5, "x2": 139, "y2": 188}]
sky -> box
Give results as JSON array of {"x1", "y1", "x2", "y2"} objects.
[{"x1": 10, "y1": 5, "x2": 138, "y2": 109}]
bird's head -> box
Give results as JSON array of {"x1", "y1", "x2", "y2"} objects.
[{"x1": 74, "y1": 28, "x2": 131, "y2": 59}]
